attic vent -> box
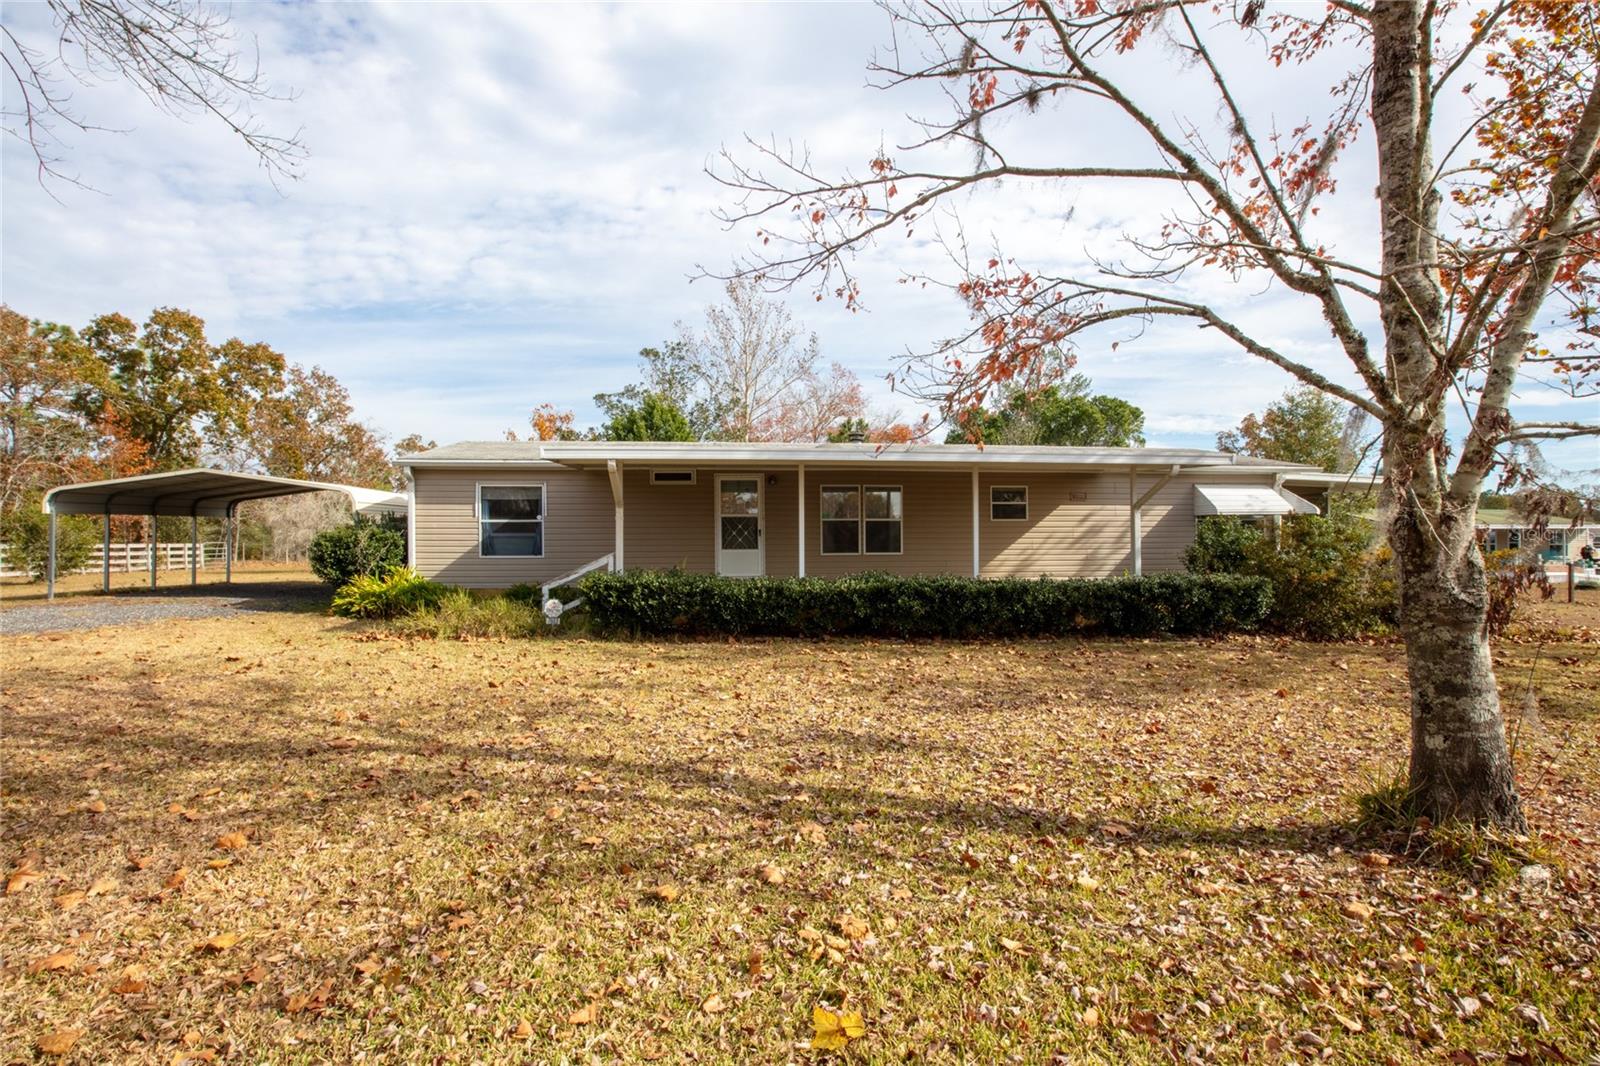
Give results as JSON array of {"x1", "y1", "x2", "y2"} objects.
[{"x1": 650, "y1": 469, "x2": 697, "y2": 485}]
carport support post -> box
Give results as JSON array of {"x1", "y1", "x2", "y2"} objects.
[
  {"x1": 224, "y1": 503, "x2": 234, "y2": 584},
  {"x1": 148, "y1": 509, "x2": 157, "y2": 589},
  {"x1": 189, "y1": 514, "x2": 198, "y2": 586},
  {"x1": 102, "y1": 506, "x2": 111, "y2": 593},
  {"x1": 46, "y1": 504, "x2": 57, "y2": 601}
]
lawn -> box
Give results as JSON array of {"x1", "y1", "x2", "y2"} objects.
[
  {"x1": 0, "y1": 562, "x2": 316, "y2": 608},
  {"x1": 1, "y1": 599, "x2": 1597, "y2": 1063}
]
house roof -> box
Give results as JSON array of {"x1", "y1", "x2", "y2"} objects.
[
  {"x1": 399, "y1": 439, "x2": 1326, "y2": 474},
  {"x1": 42, "y1": 469, "x2": 408, "y2": 519}
]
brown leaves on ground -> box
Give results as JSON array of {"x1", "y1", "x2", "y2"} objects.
[
  {"x1": 1, "y1": 604, "x2": 1597, "y2": 1062},
  {"x1": 36, "y1": 1029, "x2": 83, "y2": 1055}
]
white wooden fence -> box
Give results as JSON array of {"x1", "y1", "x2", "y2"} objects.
[{"x1": 0, "y1": 542, "x2": 227, "y2": 579}]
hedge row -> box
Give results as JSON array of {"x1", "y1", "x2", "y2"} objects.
[{"x1": 576, "y1": 569, "x2": 1273, "y2": 639}]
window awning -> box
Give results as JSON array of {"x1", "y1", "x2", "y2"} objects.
[{"x1": 1194, "y1": 485, "x2": 1320, "y2": 517}]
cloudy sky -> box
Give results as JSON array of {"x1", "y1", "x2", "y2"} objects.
[{"x1": 3, "y1": 2, "x2": 1594, "y2": 478}]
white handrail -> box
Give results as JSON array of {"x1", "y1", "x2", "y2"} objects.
[{"x1": 540, "y1": 553, "x2": 614, "y2": 601}]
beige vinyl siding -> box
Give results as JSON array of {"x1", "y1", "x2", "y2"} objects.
[
  {"x1": 411, "y1": 465, "x2": 614, "y2": 588},
  {"x1": 804, "y1": 469, "x2": 972, "y2": 578},
  {"x1": 978, "y1": 471, "x2": 1279, "y2": 578}
]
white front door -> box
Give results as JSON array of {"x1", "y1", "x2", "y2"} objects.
[{"x1": 715, "y1": 475, "x2": 764, "y2": 577}]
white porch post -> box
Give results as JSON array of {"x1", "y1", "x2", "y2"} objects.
[
  {"x1": 189, "y1": 514, "x2": 199, "y2": 586},
  {"x1": 1130, "y1": 464, "x2": 1182, "y2": 577},
  {"x1": 46, "y1": 504, "x2": 57, "y2": 601},
  {"x1": 971, "y1": 469, "x2": 980, "y2": 578},
  {"x1": 1129, "y1": 469, "x2": 1141, "y2": 577},
  {"x1": 797, "y1": 463, "x2": 806, "y2": 578},
  {"x1": 607, "y1": 460, "x2": 624, "y2": 572},
  {"x1": 102, "y1": 506, "x2": 111, "y2": 593},
  {"x1": 402, "y1": 465, "x2": 417, "y2": 568}
]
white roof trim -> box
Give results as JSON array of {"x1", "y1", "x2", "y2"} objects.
[{"x1": 1195, "y1": 485, "x2": 1317, "y2": 517}]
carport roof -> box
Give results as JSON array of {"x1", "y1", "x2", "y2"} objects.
[{"x1": 42, "y1": 468, "x2": 407, "y2": 519}]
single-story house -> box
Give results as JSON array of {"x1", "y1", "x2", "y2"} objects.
[
  {"x1": 397, "y1": 441, "x2": 1373, "y2": 590},
  {"x1": 1478, "y1": 509, "x2": 1599, "y2": 563}
]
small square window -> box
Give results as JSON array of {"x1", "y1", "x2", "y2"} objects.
[{"x1": 991, "y1": 486, "x2": 1028, "y2": 520}]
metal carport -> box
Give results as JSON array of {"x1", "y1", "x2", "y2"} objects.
[{"x1": 39, "y1": 469, "x2": 408, "y2": 600}]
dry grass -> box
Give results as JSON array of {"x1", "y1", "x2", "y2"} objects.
[
  {"x1": 1, "y1": 605, "x2": 1597, "y2": 1063},
  {"x1": 0, "y1": 563, "x2": 317, "y2": 608}
]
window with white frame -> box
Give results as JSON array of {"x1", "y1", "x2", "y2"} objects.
[
  {"x1": 820, "y1": 484, "x2": 902, "y2": 554},
  {"x1": 863, "y1": 485, "x2": 903, "y2": 553},
  {"x1": 820, "y1": 486, "x2": 860, "y2": 554},
  {"x1": 479, "y1": 484, "x2": 543, "y2": 556},
  {"x1": 991, "y1": 485, "x2": 1028, "y2": 520}
]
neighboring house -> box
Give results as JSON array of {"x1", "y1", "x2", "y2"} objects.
[
  {"x1": 1478, "y1": 509, "x2": 1599, "y2": 563},
  {"x1": 398, "y1": 441, "x2": 1371, "y2": 590}
]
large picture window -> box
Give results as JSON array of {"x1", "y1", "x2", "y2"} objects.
[
  {"x1": 820, "y1": 484, "x2": 902, "y2": 555},
  {"x1": 479, "y1": 484, "x2": 543, "y2": 557}
]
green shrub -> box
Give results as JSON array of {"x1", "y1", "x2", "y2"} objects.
[
  {"x1": 1, "y1": 509, "x2": 100, "y2": 581},
  {"x1": 577, "y1": 569, "x2": 1273, "y2": 639},
  {"x1": 503, "y1": 582, "x2": 542, "y2": 606},
  {"x1": 331, "y1": 566, "x2": 450, "y2": 619},
  {"x1": 1187, "y1": 514, "x2": 1396, "y2": 639},
  {"x1": 309, "y1": 518, "x2": 406, "y2": 587},
  {"x1": 393, "y1": 589, "x2": 542, "y2": 639}
]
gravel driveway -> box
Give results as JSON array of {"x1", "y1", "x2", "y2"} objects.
[{"x1": 0, "y1": 583, "x2": 328, "y2": 636}]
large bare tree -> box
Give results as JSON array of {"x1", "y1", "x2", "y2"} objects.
[{"x1": 715, "y1": 0, "x2": 1600, "y2": 828}]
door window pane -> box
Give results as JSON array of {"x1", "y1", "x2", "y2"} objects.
[
  {"x1": 721, "y1": 516, "x2": 759, "y2": 551},
  {"x1": 720, "y1": 480, "x2": 759, "y2": 516}
]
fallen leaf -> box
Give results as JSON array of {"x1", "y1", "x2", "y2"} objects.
[
  {"x1": 238, "y1": 962, "x2": 267, "y2": 985},
  {"x1": 798, "y1": 821, "x2": 828, "y2": 845},
  {"x1": 37, "y1": 1029, "x2": 84, "y2": 1056},
  {"x1": 85, "y1": 799, "x2": 108, "y2": 814},
  {"x1": 353, "y1": 956, "x2": 382, "y2": 977},
  {"x1": 7, "y1": 870, "x2": 42, "y2": 894},
  {"x1": 758, "y1": 863, "x2": 784, "y2": 885},
  {"x1": 1334, "y1": 1011, "x2": 1364, "y2": 1033},
  {"x1": 568, "y1": 1002, "x2": 599, "y2": 1025},
  {"x1": 87, "y1": 875, "x2": 118, "y2": 896},
  {"x1": 998, "y1": 936, "x2": 1027, "y2": 954},
  {"x1": 701, "y1": 993, "x2": 726, "y2": 1014},
  {"x1": 1075, "y1": 872, "x2": 1101, "y2": 892},
  {"x1": 198, "y1": 933, "x2": 239, "y2": 953},
  {"x1": 512, "y1": 1019, "x2": 533, "y2": 1039},
  {"x1": 1081, "y1": 1005, "x2": 1101, "y2": 1028},
  {"x1": 164, "y1": 868, "x2": 189, "y2": 889},
  {"x1": 1340, "y1": 900, "x2": 1374, "y2": 922},
  {"x1": 112, "y1": 965, "x2": 148, "y2": 995},
  {"x1": 215, "y1": 832, "x2": 248, "y2": 851},
  {"x1": 746, "y1": 947, "x2": 765, "y2": 976},
  {"x1": 836, "y1": 914, "x2": 869, "y2": 941},
  {"x1": 206, "y1": 858, "x2": 232, "y2": 870},
  {"x1": 812, "y1": 1004, "x2": 865, "y2": 1051},
  {"x1": 54, "y1": 890, "x2": 87, "y2": 911},
  {"x1": 29, "y1": 950, "x2": 76, "y2": 974},
  {"x1": 647, "y1": 883, "x2": 680, "y2": 903}
]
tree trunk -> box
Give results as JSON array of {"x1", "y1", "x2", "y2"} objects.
[{"x1": 1391, "y1": 506, "x2": 1527, "y2": 830}]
